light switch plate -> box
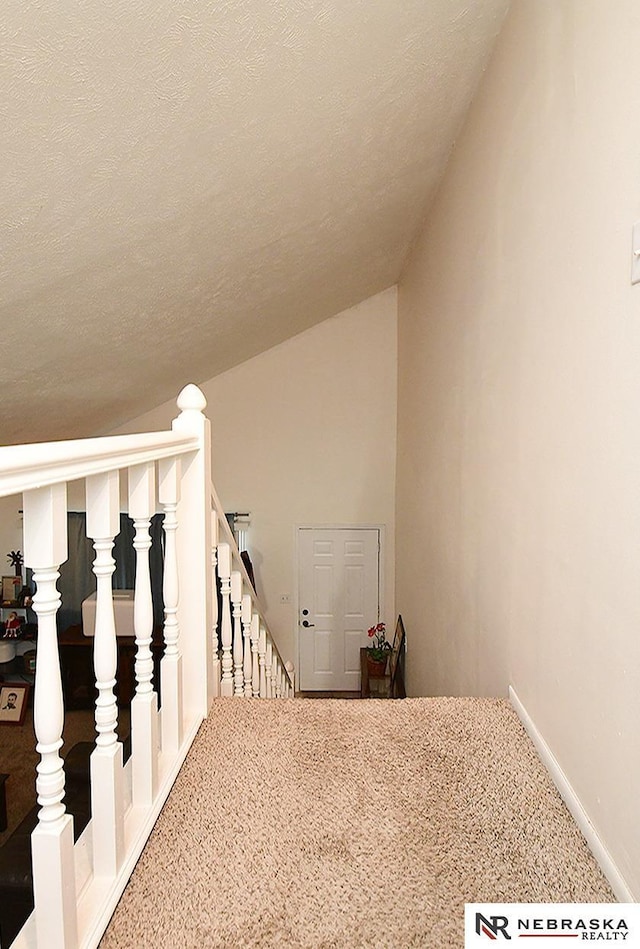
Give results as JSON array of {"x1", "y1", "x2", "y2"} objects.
[{"x1": 632, "y1": 222, "x2": 640, "y2": 285}]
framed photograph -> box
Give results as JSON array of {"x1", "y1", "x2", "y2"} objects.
[
  {"x1": 0, "y1": 682, "x2": 30, "y2": 726},
  {"x1": 389, "y1": 614, "x2": 406, "y2": 695},
  {"x1": 2, "y1": 576, "x2": 20, "y2": 603}
]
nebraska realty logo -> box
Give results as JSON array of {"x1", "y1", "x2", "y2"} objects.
[{"x1": 465, "y1": 905, "x2": 640, "y2": 946}]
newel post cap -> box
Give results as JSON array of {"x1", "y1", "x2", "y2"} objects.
[{"x1": 177, "y1": 384, "x2": 207, "y2": 414}]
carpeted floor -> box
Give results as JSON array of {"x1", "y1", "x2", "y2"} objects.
[{"x1": 100, "y1": 698, "x2": 614, "y2": 949}]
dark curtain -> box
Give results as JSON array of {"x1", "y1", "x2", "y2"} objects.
[{"x1": 57, "y1": 512, "x2": 165, "y2": 632}]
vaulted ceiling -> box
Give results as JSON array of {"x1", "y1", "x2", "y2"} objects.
[{"x1": 2, "y1": 0, "x2": 510, "y2": 444}]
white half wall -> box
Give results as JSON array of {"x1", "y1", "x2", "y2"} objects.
[
  {"x1": 115, "y1": 287, "x2": 398, "y2": 667},
  {"x1": 396, "y1": 1, "x2": 640, "y2": 898},
  {"x1": 510, "y1": 687, "x2": 633, "y2": 903}
]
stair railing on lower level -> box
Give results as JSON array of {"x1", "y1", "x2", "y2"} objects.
[
  {"x1": 211, "y1": 484, "x2": 294, "y2": 699},
  {"x1": 0, "y1": 384, "x2": 293, "y2": 949}
]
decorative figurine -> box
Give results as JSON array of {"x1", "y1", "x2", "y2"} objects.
[{"x1": 4, "y1": 611, "x2": 21, "y2": 638}]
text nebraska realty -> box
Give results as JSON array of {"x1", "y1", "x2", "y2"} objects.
[
  {"x1": 520, "y1": 916, "x2": 629, "y2": 940},
  {"x1": 479, "y1": 913, "x2": 631, "y2": 940},
  {"x1": 522, "y1": 917, "x2": 629, "y2": 940}
]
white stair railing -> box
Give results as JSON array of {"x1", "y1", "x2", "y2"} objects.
[
  {"x1": 0, "y1": 383, "x2": 294, "y2": 949},
  {"x1": 209, "y1": 489, "x2": 295, "y2": 700}
]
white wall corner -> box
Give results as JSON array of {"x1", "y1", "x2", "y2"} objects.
[{"x1": 509, "y1": 687, "x2": 634, "y2": 903}]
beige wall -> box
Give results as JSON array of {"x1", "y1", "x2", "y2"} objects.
[
  {"x1": 396, "y1": 0, "x2": 640, "y2": 897},
  {"x1": 117, "y1": 288, "x2": 397, "y2": 666},
  {"x1": 0, "y1": 496, "x2": 25, "y2": 581}
]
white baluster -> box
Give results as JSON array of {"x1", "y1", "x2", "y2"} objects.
[
  {"x1": 23, "y1": 484, "x2": 78, "y2": 948},
  {"x1": 265, "y1": 640, "x2": 273, "y2": 699},
  {"x1": 231, "y1": 571, "x2": 244, "y2": 696},
  {"x1": 285, "y1": 660, "x2": 295, "y2": 697},
  {"x1": 218, "y1": 543, "x2": 233, "y2": 697},
  {"x1": 272, "y1": 653, "x2": 280, "y2": 698},
  {"x1": 158, "y1": 457, "x2": 183, "y2": 753},
  {"x1": 86, "y1": 471, "x2": 124, "y2": 876},
  {"x1": 250, "y1": 613, "x2": 260, "y2": 697},
  {"x1": 211, "y1": 512, "x2": 220, "y2": 696},
  {"x1": 258, "y1": 622, "x2": 267, "y2": 699},
  {"x1": 129, "y1": 462, "x2": 158, "y2": 805},
  {"x1": 241, "y1": 594, "x2": 252, "y2": 696}
]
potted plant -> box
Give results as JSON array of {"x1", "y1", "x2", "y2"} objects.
[{"x1": 366, "y1": 622, "x2": 391, "y2": 677}]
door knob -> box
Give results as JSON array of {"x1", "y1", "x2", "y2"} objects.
[{"x1": 302, "y1": 620, "x2": 315, "y2": 627}]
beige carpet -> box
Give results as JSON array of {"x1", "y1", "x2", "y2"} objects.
[{"x1": 101, "y1": 698, "x2": 614, "y2": 949}]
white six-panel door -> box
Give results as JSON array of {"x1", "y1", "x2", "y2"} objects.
[{"x1": 298, "y1": 527, "x2": 380, "y2": 691}]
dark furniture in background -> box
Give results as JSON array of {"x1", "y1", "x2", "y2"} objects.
[
  {"x1": 360, "y1": 647, "x2": 388, "y2": 697},
  {"x1": 59, "y1": 624, "x2": 165, "y2": 710},
  {"x1": 0, "y1": 774, "x2": 7, "y2": 833},
  {"x1": 0, "y1": 746, "x2": 92, "y2": 946},
  {"x1": 0, "y1": 737, "x2": 133, "y2": 946}
]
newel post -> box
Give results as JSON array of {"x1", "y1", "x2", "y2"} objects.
[
  {"x1": 23, "y1": 484, "x2": 78, "y2": 949},
  {"x1": 172, "y1": 384, "x2": 213, "y2": 717},
  {"x1": 285, "y1": 660, "x2": 295, "y2": 698}
]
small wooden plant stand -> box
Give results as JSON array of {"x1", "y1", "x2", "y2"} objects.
[{"x1": 359, "y1": 615, "x2": 407, "y2": 699}]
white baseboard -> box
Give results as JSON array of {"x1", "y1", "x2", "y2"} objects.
[{"x1": 509, "y1": 685, "x2": 635, "y2": 903}]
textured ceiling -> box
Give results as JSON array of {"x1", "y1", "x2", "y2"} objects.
[{"x1": 1, "y1": 0, "x2": 510, "y2": 444}]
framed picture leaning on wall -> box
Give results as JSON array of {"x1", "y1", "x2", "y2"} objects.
[
  {"x1": 2, "y1": 576, "x2": 20, "y2": 603},
  {"x1": 389, "y1": 614, "x2": 406, "y2": 698},
  {"x1": 0, "y1": 682, "x2": 30, "y2": 726}
]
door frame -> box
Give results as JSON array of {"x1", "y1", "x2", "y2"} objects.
[{"x1": 294, "y1": 523, "x2": 386, "y2": 689}]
